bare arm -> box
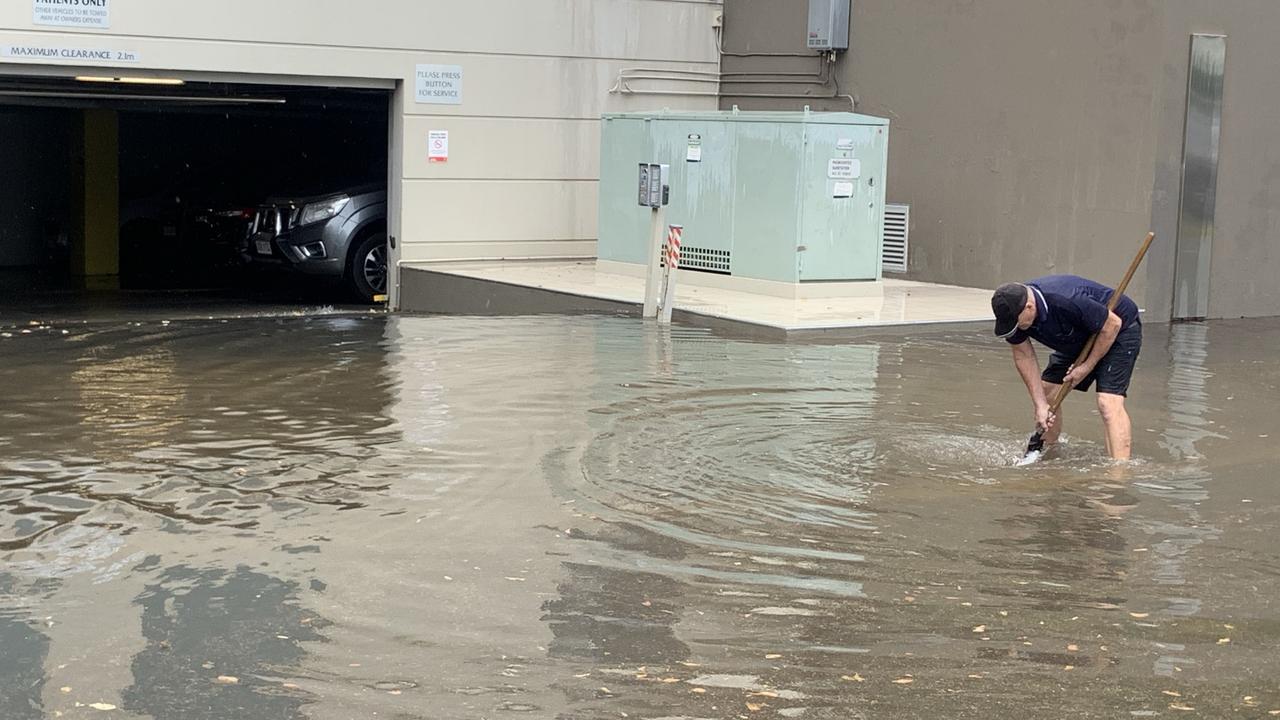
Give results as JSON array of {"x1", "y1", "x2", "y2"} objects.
[
  {"x1": 1078, "y1": 311, "x2": 1123, "y2": 373},
  {"x1": 1011, "y1": 340, "x2": 1049, "y2": 412}
]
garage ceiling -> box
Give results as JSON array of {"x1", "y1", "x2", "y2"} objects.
[{"x1": 0, "y1": 75, "x2": 388, "y2": 113}]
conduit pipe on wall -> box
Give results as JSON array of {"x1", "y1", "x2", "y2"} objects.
[
  {"x1": 606, "y1": 25, "x2": 854, "y2": 110},
  {"x1": 610, "y1": 61, "x2": 854, "y2": 111},
  {"x1": 613, "y1": 86, "x2": 854, "y2": 112}
]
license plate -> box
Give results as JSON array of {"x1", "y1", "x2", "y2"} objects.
[{"x1": 255, "y1": 239, "x2": 272, "y2": 255}]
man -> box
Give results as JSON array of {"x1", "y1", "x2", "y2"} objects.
[{"x1": 991, "y1": 275, "x2": 1142, "y2": 460}]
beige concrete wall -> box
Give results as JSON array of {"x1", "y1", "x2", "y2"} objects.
[
  {"x1": 722, "y1": 0, "x2": 1280, "y2": 320},
  {"x1": 1, "y1": 0, "x2": 723, "y2": 304}
]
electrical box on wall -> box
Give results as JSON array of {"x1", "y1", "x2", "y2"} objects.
[{"x1": 807, "y1": 0, "x2": 850, "y2": 51}]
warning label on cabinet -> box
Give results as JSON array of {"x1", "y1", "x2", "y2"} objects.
[{"x1": 828, "y1": 158, "x2": 862, "y2": 179}]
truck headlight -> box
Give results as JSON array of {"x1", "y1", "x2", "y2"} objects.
[{"x1": 296, "y1": 195, "x2": 350, "y2": 226}]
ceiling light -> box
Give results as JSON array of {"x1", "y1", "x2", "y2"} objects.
[
  {"x1": 75, "y1": 76, "x2": 186, "y2": 85},
  {"x1": 0, "y1": 90, "x2": 285, "y2": 104}
]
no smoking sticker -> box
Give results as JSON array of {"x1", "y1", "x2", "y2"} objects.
[{"x1": 428, "y1": 130, "x2": 449, "y2": 164}]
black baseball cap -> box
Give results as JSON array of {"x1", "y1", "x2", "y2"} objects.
[{"x1": 991, "y1": 282, "x2": 1029, "y2": 338}]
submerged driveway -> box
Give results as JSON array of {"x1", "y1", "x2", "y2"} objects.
[{"x1": 1, "y1": 313, "x2": 1277, "y2": 718}]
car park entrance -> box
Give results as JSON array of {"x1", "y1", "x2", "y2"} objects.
[{"x1": 0, "y1": 72, "x2": 393, "y2": 307}]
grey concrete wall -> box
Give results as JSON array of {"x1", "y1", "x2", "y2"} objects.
[
  {"x1": 722, "y1": 0, "x2": 1280, "y2": 320},
  {"x1": 1150, "y1": 3, "x2": 1280, "y2": 320}
]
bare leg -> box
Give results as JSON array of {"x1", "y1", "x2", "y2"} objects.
[
  {"x1": 1096, "y1": 392, "x2": 1131, "y2": 460},
  {"x1": 1041, "y1": 380, "x2": 1064, "y2": 445}
]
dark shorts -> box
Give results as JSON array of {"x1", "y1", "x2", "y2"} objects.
[{"x1": 1042, "y1": 321, "x2": 1142, "y2": 396}]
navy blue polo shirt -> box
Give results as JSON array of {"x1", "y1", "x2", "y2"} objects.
[{"x1": 1005, "y1": 274, "x2": 1140, "y2": 355}]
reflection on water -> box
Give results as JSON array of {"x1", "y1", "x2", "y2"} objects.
[
  {"x1": 71, "y1": 346, "x2": 186, "y2": 459},
  {"x1": 543, "y1": 560, "x2": 691, "y2": 665},
  {"x1": 123, "y1": 565, "x2": 325, "y2": 720},
  {"x1": 0, "y1": 574, "x2": 53, "y2": 720},
  {"x1": 1, "y1": 315, "x2": 1279, "y2": 717}
]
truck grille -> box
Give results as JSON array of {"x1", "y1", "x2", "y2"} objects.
[{"x1": 254, "y1": 206, "x2": 293, "y2": 235}]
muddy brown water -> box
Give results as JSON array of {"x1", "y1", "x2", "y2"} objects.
[{"x1": 1, "y1": 314, "x2": 1277, "y2": 719}]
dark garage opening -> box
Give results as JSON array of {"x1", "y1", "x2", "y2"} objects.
[{"x1": 0, "y1": 75, "x2": 389, "y2": 311}]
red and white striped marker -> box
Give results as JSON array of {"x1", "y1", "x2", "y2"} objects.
[{"x1": 667, "y1": 225, "x2": 683, "y2": 270}]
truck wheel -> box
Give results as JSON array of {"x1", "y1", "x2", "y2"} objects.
[{"x1": 348, "y1": 232, "x2": 388, "y2": 302}]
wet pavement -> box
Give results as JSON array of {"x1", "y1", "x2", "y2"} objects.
[
  {"x1": 0, "y1": 282, "x2": 381, "y2": 326},
  {"x1": 1, "y1": 313, "x2": 1278, "y2": 719}
]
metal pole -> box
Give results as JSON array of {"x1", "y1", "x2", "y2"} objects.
[
  {"x1": 659, "y1": 224, "x2": 682, "y2": 324},
  {"x1": 642, "y1": 205, "x2": 666, "y2": 318}
]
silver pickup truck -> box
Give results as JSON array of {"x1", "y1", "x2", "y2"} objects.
[{"x1": 243, "y1": 184, "x2": 387, "y2": 302}]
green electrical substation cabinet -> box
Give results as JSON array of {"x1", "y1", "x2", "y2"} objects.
[{"x1": 597, "y1": 109, "x2": 889, "y2": 284}]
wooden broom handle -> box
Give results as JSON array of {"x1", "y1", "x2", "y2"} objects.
[{"x1": 1046, "y1": 232, "x2": 1155, "y2": 413}]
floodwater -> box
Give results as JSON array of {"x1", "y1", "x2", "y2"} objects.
[{"x1": 1, "y1": 314, "x2": 1277, "y2": 719}]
